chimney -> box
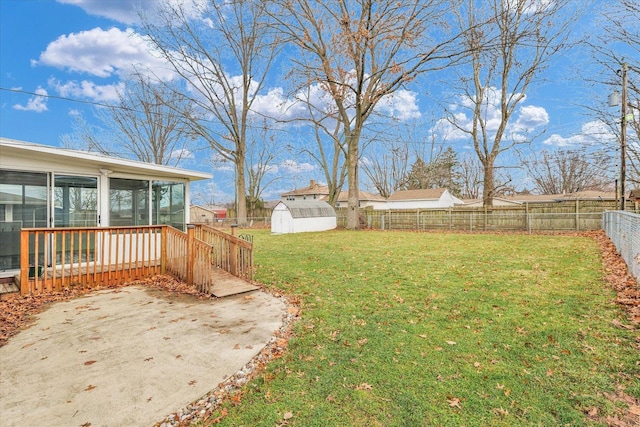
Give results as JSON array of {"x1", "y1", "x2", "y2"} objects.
[{"x1": 310, "y1": 179, "x2": 316, "y2": 187}]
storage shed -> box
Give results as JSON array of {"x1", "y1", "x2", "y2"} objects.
[{"x1": 271, "y1": 200, "x2": 336, "y2": 234}]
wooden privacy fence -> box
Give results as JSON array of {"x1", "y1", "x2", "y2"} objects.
[
  {"x1": 19, "y1": 224, "x2": 253, "y2": 295},
  {"x1": 336, "y1": 201, "x2": 638, "y2": 232}
]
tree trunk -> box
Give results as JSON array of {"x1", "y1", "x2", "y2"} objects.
[
  {"x1": 483, "y1": 160, "x2": 494, "y2": 207},
  {"x1": 236, "y1": 157, "x2": 248, "y2": 226},
  {"x1": 346, "y1": 136, "x2": 360, "y2": 230}
]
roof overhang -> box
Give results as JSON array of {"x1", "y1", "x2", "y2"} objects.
[{"x1": 0, "y1": 137, "x2": 211, "y2": 181}]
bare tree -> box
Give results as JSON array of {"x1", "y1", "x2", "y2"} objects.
[
  {"x1": 523, "y1": 149, "x2": 613, "y2": 194},
  {"x1": 362, "y1": 140, "x2": 409, "y2": 198},
  {"x1": 142, "y1": 0, "x2": 280, "y2": 225},
  {"x1": 97, "y1": 72, "x2": 194, "y2": 166},
  {"x1": 448, "y1": 0, "x2": 577, "y2": 206},
  {"x1": 245, "y1": 121, "x2": 284, "y2": 216},
  {"x1": 295, "y1": 86, "x2": 348, "y2": 206},
  {"x1": 269, "y1": 0, "x2": 464, "y2": 229},
  {"x1": 458, "y1": 152, "x2": 483, "y2": 199},
  {"x1": 590, "y1": 0, "x2": 640, "y2": 190}
]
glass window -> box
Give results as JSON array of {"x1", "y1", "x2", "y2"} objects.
[
  {"x1": 0, "y1": 170, "x2": 48, "y2": 270},
  {"x1": 152, "y1": 181, "x2": 185, "y2": 230},
  {"x1": 109, "y1": 178, "x2": 149, "y2": 226},
  {"x1": 54, "y1": 175, "x2": 98, "y2": 227}
]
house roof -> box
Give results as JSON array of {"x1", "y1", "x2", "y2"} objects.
[
  {"x1": 327, "y1": 190, "x2": 386, "y2": 202},
  {"x1": 504, "y1": 191, "x2": 617, "y2": 203},
  {"x1": 281, "y1": 180, "x2": 330, "y2": 197},
  {"x1": 0, "y1": 137, "x2": 212, "y2": 181},
  {"x1": 275, "y1": 200, "x2": 336, "y2": 218},
  {"x1": 388, "y1": 188, "x2": 447, "y2": 201}
]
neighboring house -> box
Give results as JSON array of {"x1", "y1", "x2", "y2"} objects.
[
  {"x1": 0, "y1": 137, "x2": 211, "y2": 276},
  {"x1": 463, "y1": 191, "x2": 618, "y2": 207},
  {"x1": 281, "y1": 180, "x2": 330, "y2": 201},
  {"x1": 329, "y1": 190, "x2": 387, "y2": 209},
  {"x1": 190, "y1": 205, "x2": 227, "y2": 224},
  {"x1": 384, "y1": 188, "x2": 464, "y2": 210},
  {"x1": 271, "y1": 200, "x2": 336, "y2": 234}
]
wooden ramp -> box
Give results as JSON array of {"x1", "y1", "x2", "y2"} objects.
[{"x1": 208, "y1": 268, "x2": 259, "y2": 297}]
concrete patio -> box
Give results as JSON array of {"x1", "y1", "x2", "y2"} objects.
[{"x1": 0, "y1": 286, "x2": 287, "y2": 427}]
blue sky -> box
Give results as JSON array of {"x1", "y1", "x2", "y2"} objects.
[{"x1": 0, "y1": 0, "x2": 623, "y2": 202}]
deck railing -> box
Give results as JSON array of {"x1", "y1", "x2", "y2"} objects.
[
  {"x1": 192, "y1": 224, "x2": 254, "y2": 281},
  {"x1": 19, "y1": 224, "x2": 253, "y2": 295}
]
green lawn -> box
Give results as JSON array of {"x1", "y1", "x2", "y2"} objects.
[{"x1": 208, "y1": 230, "x2": 638, "y2": 426}]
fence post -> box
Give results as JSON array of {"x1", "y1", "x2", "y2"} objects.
[
  {"x1": 186, "y1": 224, "x2": 195, "y2": 285},
  {"x1": 230, "y1": 224, "x2": 238, "y2": 276}
]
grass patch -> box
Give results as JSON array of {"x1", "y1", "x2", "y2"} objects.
[{"x1": 210, "y1": 230, "x2": 638, "y2": 426}]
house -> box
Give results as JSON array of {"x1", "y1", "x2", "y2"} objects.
[
  {"x1": 384, "y1": 188, "x2": 464, "y2": 210},
  {"x1": 463, "y1": 191, "x2": 618, "y2": 207},
  {"x1": 281, "y1": 179, "x2": 330, "y2": 201},
  {"x1": 0, "y1": 137, "x2": 211, "y2": 277},
  {"x1": 271, "y1": 200, "x2": 336, "y2": 234},
  {"x1": 190, "y1": 205, "x2": 227, "y2": 224},
  {"x1": 329, "y1": 190, "x2": 387, "y2": 210}
]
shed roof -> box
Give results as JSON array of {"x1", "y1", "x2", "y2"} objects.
[
  {"x1": 275, "y1": 200, "x2": 336, "y2": 218},
  {"x1": 0, "y1": 137, "x2": 211, "y2": 181}
]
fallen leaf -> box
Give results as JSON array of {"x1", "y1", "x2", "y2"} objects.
[
  {"x1": 629, "y1": 405, "x2": 640, "y2": 416},
  {"x1": 587, "y1": 407, "x2": 598, "y2": 417},
  {"x1": 356, "y1": 383, "x2": 373, "y2": 391},
  {"x1": 446, "y1": 341, "x2": 456, "y2": 345},
  {"x1": 283, "y1": 411, "x2": 294, "y2": 420},
  {"x1": 493, "y1": 407, "x2": 509, "y2": 416},
  {"x1": 447, "y1": 397, "x2": 461, "y2": 408},
  {"x1": 473, "y1": 362, "x2": 481, "y2": 368},
  {"x1": 84, "y1": 384, "x2": 96, "y2": 392},
  {"x1": 188, "y1": 379, "x2": 197, "y2": 385},
  {"x1": 84, "y1": 360, "x2": 97, "y2": 366},
  {"x1": 233, "y1": 343, "x2": 240, "y2": 350}
]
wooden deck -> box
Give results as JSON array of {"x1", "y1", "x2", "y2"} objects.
[
  {"x1": 208, "y1": 269, "x2": 259, "y2": 297},
  {"x1": 8, "y1": 263, "x2": 257, "y2": 298}
]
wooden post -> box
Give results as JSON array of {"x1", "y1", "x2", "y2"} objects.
[
  {"x1": 186, "y1": 225, "x2": 195, "y2": 285},
  {"x1": 160, "y1": 226, "x2": 167, "y2": 274},
  {"x1": 20, "y1": 229, "x2": 29, "y2": 295},
  {"x1": 230, "y1": 224, "x2": 238, "y2": 276}
]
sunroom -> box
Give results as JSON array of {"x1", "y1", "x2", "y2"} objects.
[{"x1": 0, "y1": 137, "x2": 211, "y2": 281}]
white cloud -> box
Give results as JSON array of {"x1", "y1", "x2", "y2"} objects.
[
  {"x1": 49, "y1": 78, "x2": 124, "y2": 103},
  {"x1": 170, "y1": 149, "x2": 194, "y2": 160},
  {"x1": 34, "y1": 27, "x2": 174, "y2": 81},
  {"x1": 376, "y1": 89, "x2": 422, "y2": 120},
  {"x1": 13, "y1": 87, "x2": 48, "y2": 112},
  {"x1": 433, "y1": 87, "x2": 549, "y2": 144},
  {"x1": 57, "y1": 0, "x2": 204, "y2": 25},
  {"x1": 275, "y1": 160, "x2": 317, "y2": 174},
  {"x1": 542, "y1": 120, "x2": 615, "y2": 147}
]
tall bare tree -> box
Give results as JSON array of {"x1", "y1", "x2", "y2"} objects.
[
  {"x1": 590, "y1": 0, "x2": 640, "y2": 190},
  {"x1": 245, "y1": 121, "x2": 284, "y2": 216},
  {"x1": 458, "y1": 152, "x2": 483, "y2": 199},
  {"x1": 448, "y1": 0, "x2": 577, "y2": 206},
  {"x1": 97, "y1": 72, "x2": 194, "y2": 166},
  {"x1": 142, "y1": 0, "x2": 280, "y2": 225},
  {"x1": 269, "y1": 0, "x2": 464, "y2": 229},
  {"x1": 295, "y1": 86, "x2": 348, "y2": 206},
  {"x1": 362, "y1": 140, "x2": 409, "y2": 198},
  {"x1": 523, "y1": 149, "x2": 613, "y2": 195}
]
